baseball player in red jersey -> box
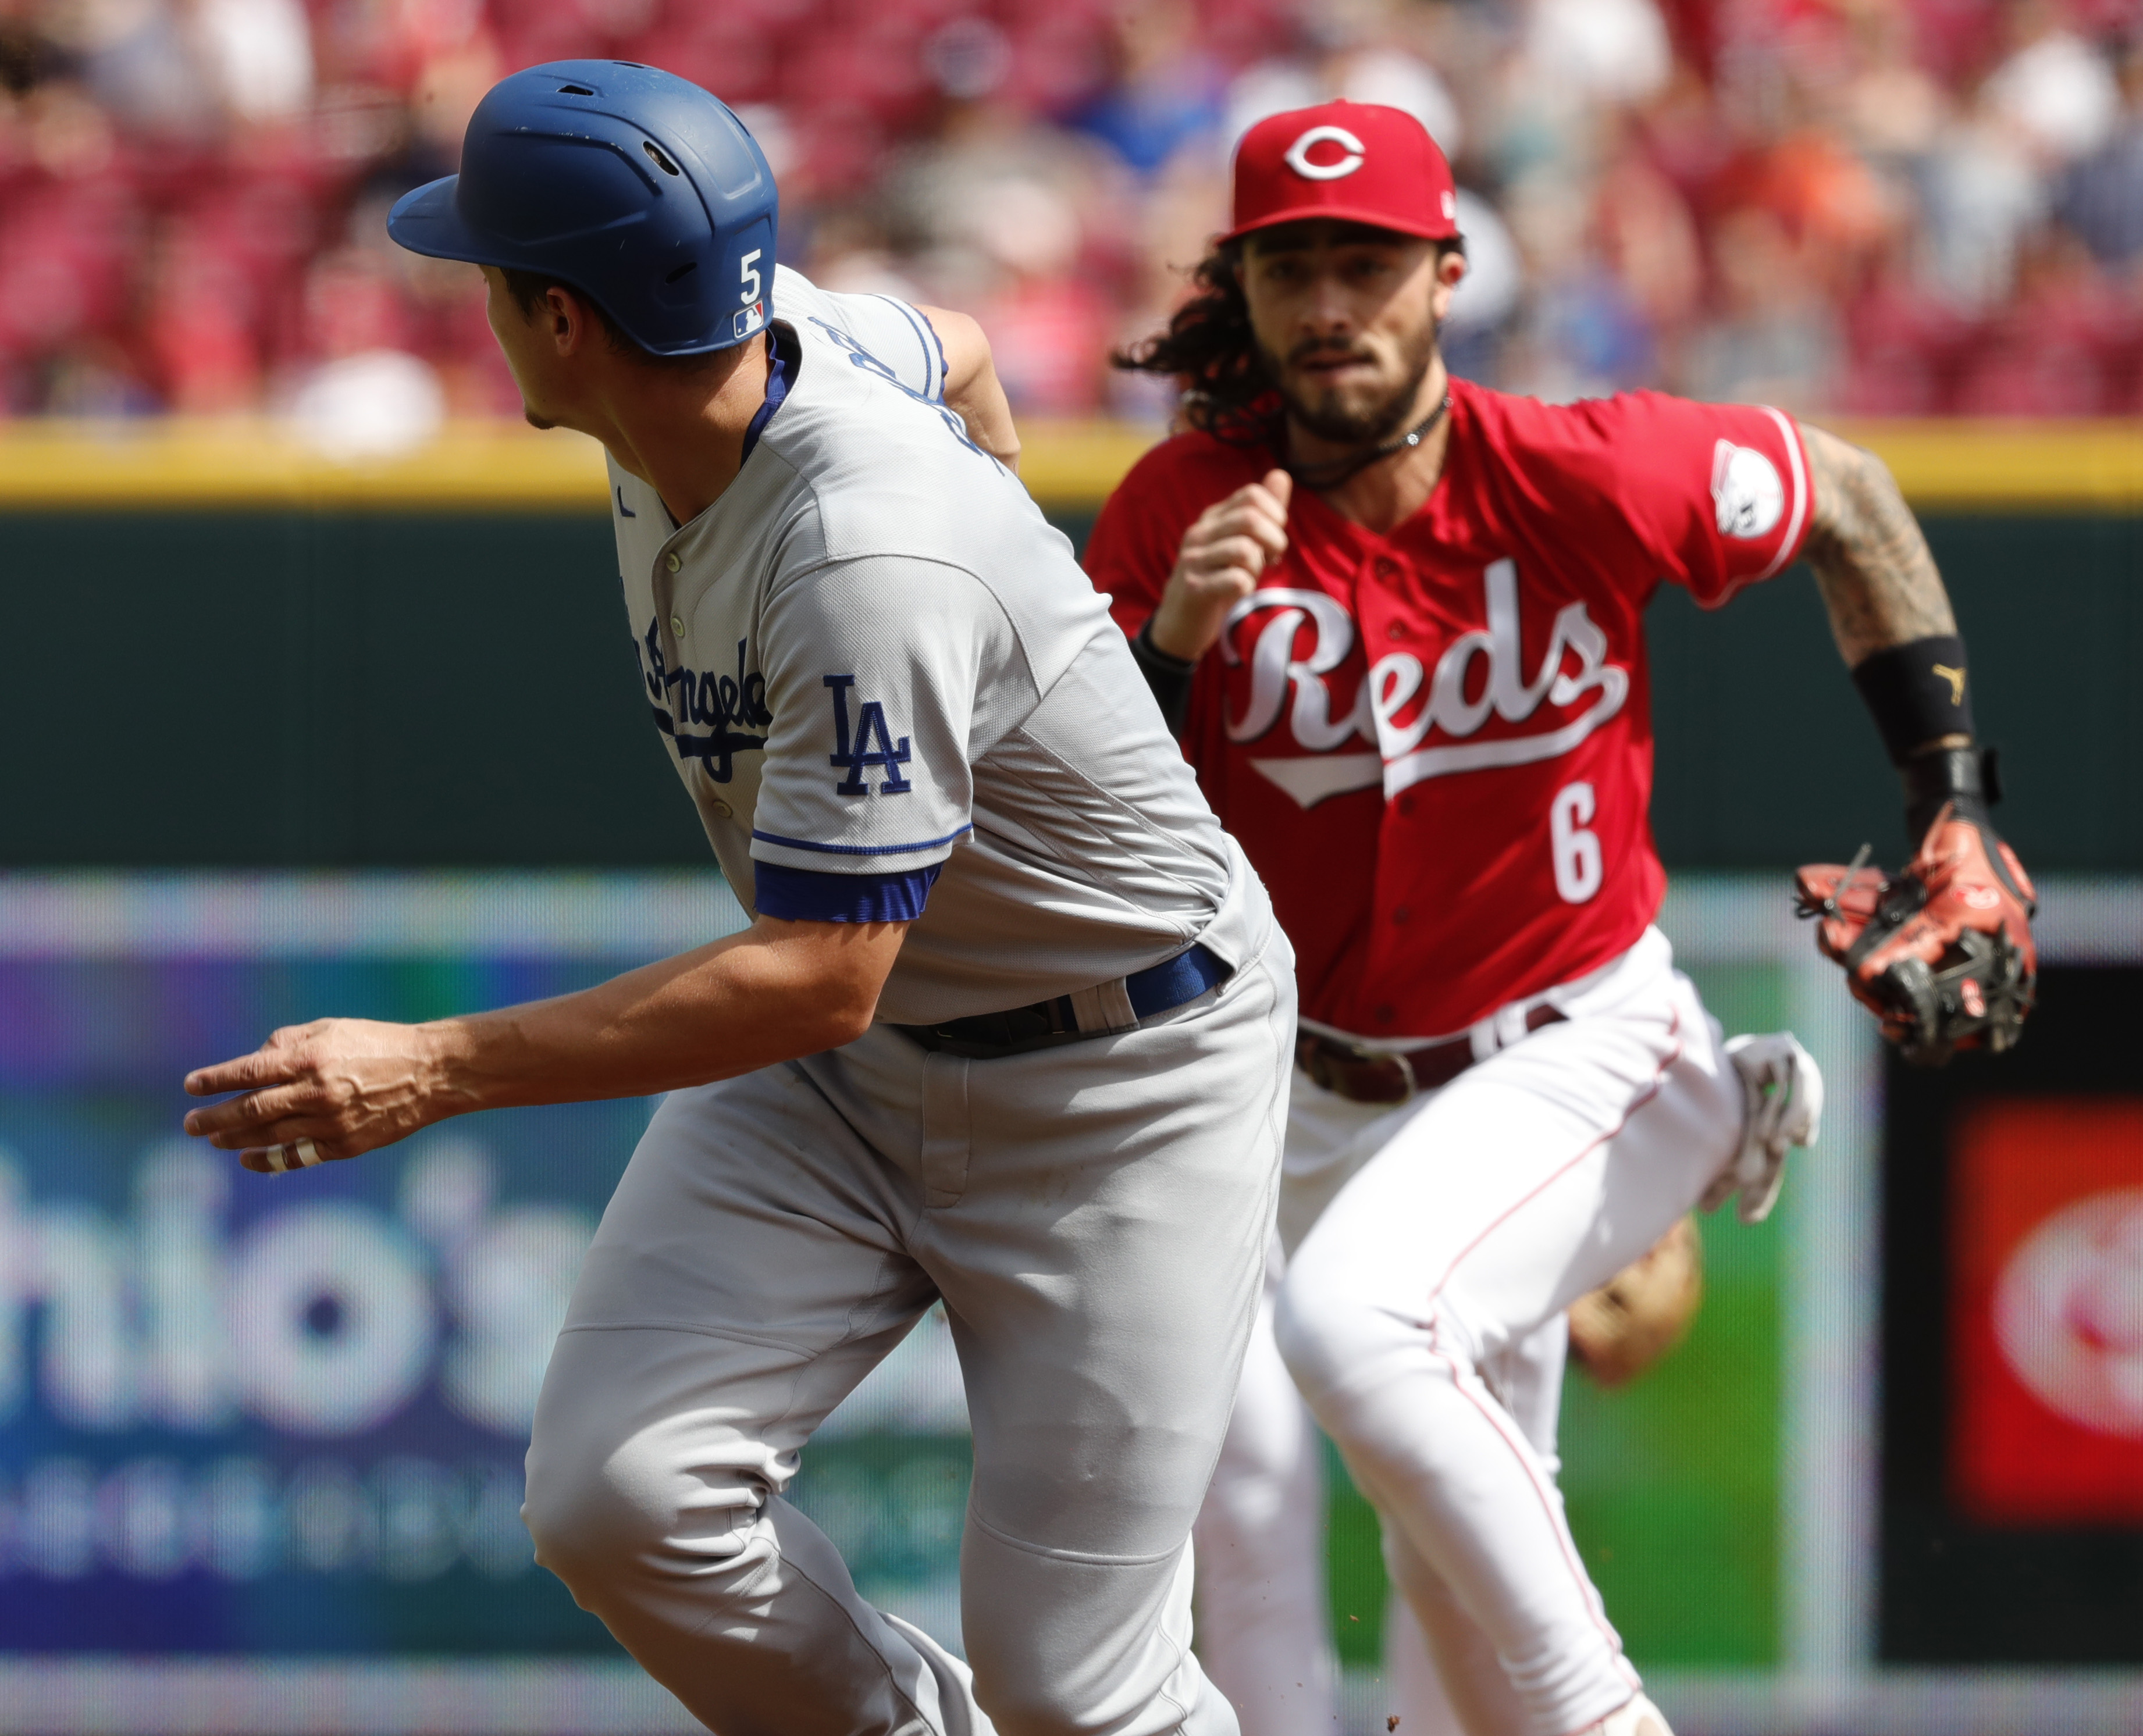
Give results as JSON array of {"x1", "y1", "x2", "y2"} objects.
[{"x1": 1086, "y1": 102, "x2": 2035, "y2": 1736}]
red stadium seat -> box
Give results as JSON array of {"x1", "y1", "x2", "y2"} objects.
[
  {"x1": 623, "y1": 23, "x2": 779, "y2": 104},
  {"x1": 1952, "y1": 338, "x2": 2109, "y2": 418}
]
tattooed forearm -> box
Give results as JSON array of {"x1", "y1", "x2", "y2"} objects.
[{"x1": 1797, "y1": 423, "x2": 1956, "y2": 667}]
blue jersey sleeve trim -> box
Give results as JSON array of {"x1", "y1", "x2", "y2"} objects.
[
  {"x1": 754, "y1": 861, "x2": 940, "y2": 922},
  {"x1": 874, "y1": 295, "x2": 942, "y2": 400},
  {"x1": 752, "y1": 824, "x2": 972, "y2": 857},
  {"x1": 919, "y1": 307, "x2": 951, "y2": 399}
]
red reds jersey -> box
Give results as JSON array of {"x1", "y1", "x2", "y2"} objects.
[{"x1": 1086, "y1": 379, "x2": 1813, "y2": 1040}]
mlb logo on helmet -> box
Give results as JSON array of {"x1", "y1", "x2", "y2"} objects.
[
  {"x1": 735, "y1": 301, "x2": 766, "y2": 342},
  {"x1": 1224, "y1": 101, "x2": 1461, "y2": 244}
]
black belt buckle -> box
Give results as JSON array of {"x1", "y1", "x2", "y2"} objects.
[
  {"x1": 900, "y1": 942, "x2": 1227, "y2": 1061},
  {"x1": 902, "y1": 994, "x2": 1081, "y2": 1059}
]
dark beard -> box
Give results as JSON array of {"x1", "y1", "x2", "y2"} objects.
[{"x1": 1259, "y1": 319, "x2": 1439, "y2": 447}]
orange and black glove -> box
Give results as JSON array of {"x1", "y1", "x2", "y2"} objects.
[{"x1": 1798, "y1": 637, "x2": 2037, "y2": 1067}]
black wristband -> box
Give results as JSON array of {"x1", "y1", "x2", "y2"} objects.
[
  {"x1": 1902, "y1": 745, "x2": 1999, "y2": 843},
  {"x1": 1129, "y1": 619, "x2": 1195, "y2": 737},
  {"x1": 1850, "y1": 634, "x2": 1975, "y2": 766}
]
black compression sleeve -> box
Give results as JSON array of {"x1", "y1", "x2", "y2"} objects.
[
  {"x1": 1852, "y1": 634, "x2": 2005, "y2": 843},
  {"x1": 1850, "y1": 634, "x2": 1975, "y2": 765},
  {"x1": 1127, "y1": 619, "x2": 1195, "y2": 737}
]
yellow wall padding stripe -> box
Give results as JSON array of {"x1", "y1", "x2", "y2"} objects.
[{"x1": 0, "y1": 417, "x2": 2137, "y2": 512}]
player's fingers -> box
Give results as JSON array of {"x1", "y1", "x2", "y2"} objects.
[
  {"x1": 1189, "y1": 479, "x2": 1282, "y2": 544},
  {"x1": 1184, "y1": 534, "x2": 1272, "y2": 582},
  {"x1": 1230, "y1": 501, "x2": 1290, "y2": 561},
  {"x1": 1244, "y1": 479, "x2": 1292, "y2": 541},
  {"x1": 240, "y1": 1133, "x2": 355, "y2": 1177},
  {"x1": 183, "y1": 1046, "x2": 305, "y2": 1099},
  {"x1": 183, "y1": 1081, "x2": 323, "y2": 1141},
  {"x1": 208, "y1": 1112, "x2": 342, "y2": 1153},
  {"x1": 1243, "y1": 504, "x2": 1286, "y2": 557},
  {"x1": 1200, "y1": 489, "x2": 1290, "y2": 546},
  {"x1": 1194, "y1": 564, "x2": 1261, "y2": 604}
]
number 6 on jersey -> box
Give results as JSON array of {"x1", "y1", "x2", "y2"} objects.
[{"x1": 1551, "y1": 780, "x2": 1603, "y2": 903}]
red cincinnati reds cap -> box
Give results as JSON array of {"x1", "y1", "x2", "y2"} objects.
[{"x1": 1224, "y1": 101, "x2": 1460, "y2": 245}]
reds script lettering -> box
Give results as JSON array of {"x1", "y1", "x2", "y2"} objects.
[{"x1": 1222, "y1": 559, "x2": 1630, "y2": 805}]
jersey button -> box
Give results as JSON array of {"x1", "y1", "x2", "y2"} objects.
[
  {"x1": 1373, "y1": 556, "x2": 1399, "y2": 580},
  {"x1": 1397, "y1": 796, "x2": 1415, "y2": 817},
  {"x1": 1391, "y1": 906, "x2": 1409, "y2": 925},
  {"x1": 670, "y1": 614, "x2": 685, "y2": 636},
  {"x1": 1374, "y1": 1004, "x2": 1395, "y2": 1024},
  {"x1": 1387, "y1": 622, "x2": 1407, "y2": 640},
  {"x1": 707, "y1": 798, "x2": 734, "y2": 819},
  {"x1": 665, "y1": 552, "x2": 682, "y2": 573}
]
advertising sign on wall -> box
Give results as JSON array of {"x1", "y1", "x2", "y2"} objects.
[
  {"x1": 0, "y1": 940, "x2": 649, "y2": 1653},
  {"x1": 0, "y1": 874, "x2": 977, "y2": 1695},
  {"x1": 1950, "y1": 1097, "x2": 2143, "y2": 1526}
]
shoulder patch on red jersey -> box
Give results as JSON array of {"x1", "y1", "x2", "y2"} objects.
[{"x1": 1710, "y1": 438, "x2": 1785, "y2": 539}]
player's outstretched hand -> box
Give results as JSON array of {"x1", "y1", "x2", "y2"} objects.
[
  {"x1": 1148, "y1": 469, "x2": 1292, "y2": 661},
  {"x1": 182, "y1": 1018, "x2": 450, "y2": 1174}
]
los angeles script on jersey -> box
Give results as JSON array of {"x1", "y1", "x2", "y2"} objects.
[
  {"x1": 1221, "y1": 559, "x2": 1629, "y2": 809},
  {"x1": 639, "y1": 619, "x2": 770, "y2": 783}
]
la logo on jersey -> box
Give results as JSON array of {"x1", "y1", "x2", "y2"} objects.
[
  {"x1": 640, "y1": 621, "x2": 770, "y2": 782},
  {"x1": 1222, "y1": 561, "x2": 1629, "y2": 808},
  {"x1": 824, "y1": 675, "x2": 913, "y2": 794}
]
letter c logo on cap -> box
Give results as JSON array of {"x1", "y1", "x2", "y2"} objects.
[{"x1": 1284, "y1": 124, "x2": 1365, "y2": 181}]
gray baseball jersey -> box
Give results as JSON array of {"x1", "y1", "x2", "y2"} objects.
[{"x1": 608, "y1": 266, "x2": 1233, "y2": 1025}]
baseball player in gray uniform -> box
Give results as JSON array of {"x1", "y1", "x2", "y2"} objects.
[{"x1": 180, "y1": 63, "x2": 1294, "y2": 1736}]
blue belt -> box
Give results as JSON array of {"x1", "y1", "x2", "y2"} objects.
[{"x1": 901, "y1": 943, "x2": 1230, "y2": 1058}]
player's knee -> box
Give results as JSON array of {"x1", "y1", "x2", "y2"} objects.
[
  {"x1": 1271, "y1": 1256, "x2": 1376, "y2": 1407},
  {"x1": 522, "y1": 1440, "x2": 626, "y2": 1592},
  {"x1": 522, "y1": 1421, "x2": 677, "y2": 1597},
  {"x1": 1275, "y1": 1263, "x2": 1493, "y2": 1441}
]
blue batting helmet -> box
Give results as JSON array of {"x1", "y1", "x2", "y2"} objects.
[{"x1": 387, "y1": 61, "x2": 777, "y2": 356}]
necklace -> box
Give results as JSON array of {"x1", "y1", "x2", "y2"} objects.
[{"x1": 1286, "y1": 393, "x2": 1453, "y2": 492}]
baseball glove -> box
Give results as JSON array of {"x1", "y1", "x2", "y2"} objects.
[
  {"x1": 1796, "y1": 800, "x2": 2037, "y2": 1068},
  {"x1": 1567, "y1": 1217, "x2": 1703, "y2": 1388}
]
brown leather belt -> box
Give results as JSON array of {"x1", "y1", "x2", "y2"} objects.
[{"x1": 1295, "y1": 1005, "x2": 1567, "y2": 1105}]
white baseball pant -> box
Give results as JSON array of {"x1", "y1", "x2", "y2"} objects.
[
  {"x1": 522, "y1": 883, "x2": 1294, "y2": 1736},
  {"x1": 1192, "y1": 1246, "x2": 1567, "y2": 1736},
  {"x1": 1191, "y1": 1236, "x2": 1340, "y2": 1736},
  {"x1": 1202, "y1": 927, "x2": 1742, "y2": 1736}
]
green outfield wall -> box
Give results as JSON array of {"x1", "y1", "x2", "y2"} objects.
[{"x1": 0, "y1": 502, "x2": 2134, "y2": 871}]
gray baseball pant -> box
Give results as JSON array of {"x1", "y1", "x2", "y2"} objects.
[{"x1": 522, "y1": 907, "x2": 1293, "y2": 1736}]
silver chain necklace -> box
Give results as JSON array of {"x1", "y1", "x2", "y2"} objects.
[{"x1": 1286, "y1": 393, "x2": 1452, "y2": 491}]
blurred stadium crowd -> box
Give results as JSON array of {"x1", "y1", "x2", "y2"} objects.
[{"x1": 2, "y1": 0, "x2": 2142, "y2": 440}]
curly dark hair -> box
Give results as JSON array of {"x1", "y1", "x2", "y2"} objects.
[
  {"x1": 1111, "y1": 244, "x2": 1280, "y2": 448},
  {"x1": 1114, "y1": 236, "x2": 1466, "y2": 447}
]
